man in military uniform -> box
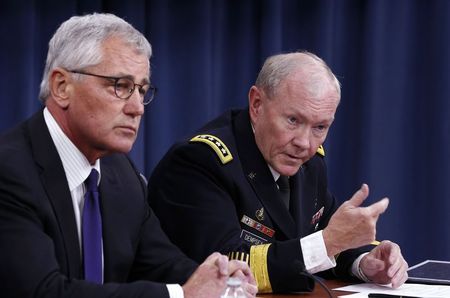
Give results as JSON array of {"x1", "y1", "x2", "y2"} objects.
[{"x1": 148, "y1": 52, "x2": 408, "y2": 293}]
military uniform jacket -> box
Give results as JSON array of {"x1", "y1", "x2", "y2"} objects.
[{"x1": 149, "y1": 109, "x2": 368, "y2": 293}]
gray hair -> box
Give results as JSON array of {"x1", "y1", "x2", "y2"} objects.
[
  {"x1": 255, "y1": 51, "x2": 341, "y2": 100},
  {"x1": 39, "y1": 13, "x2": 152, "y2": 103}
]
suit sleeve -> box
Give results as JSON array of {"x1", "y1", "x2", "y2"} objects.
[
  {"x1": 117, "y1": 155, "x2": 198, "y2": 285},
  {"x1": 148, "y1": 142, "x2": 314, "y2": 293}
]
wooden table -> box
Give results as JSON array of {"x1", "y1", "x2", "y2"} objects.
[{"x1": 256, "y1": 279, "x2": 353, "y2": 298}]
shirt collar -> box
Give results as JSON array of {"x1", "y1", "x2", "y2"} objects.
[
  {"x1": 251, "y1": 122, "x2": 280, "y2": 182},
  {"x1": 43, "y1": 108, "x2": 101, "y2": 191},
  {"x1": 268, "y1": 165, "x2": 280, "y2": 182}
]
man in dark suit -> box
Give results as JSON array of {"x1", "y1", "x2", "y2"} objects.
[
  {"x1": 0, "y1": 13, "x2": 256, "y2": 298},
  {"x1": 148, "y1": 52, "x2": 409, "y2": 293}
]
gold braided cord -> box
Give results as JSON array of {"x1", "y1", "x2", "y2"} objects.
[{"x1": 250, "y1": 244, "x2": 272, "y2": 293}]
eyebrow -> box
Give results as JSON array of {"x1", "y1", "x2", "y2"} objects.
[
  {"x1": 290, "y1": 109, "x2": 335, "y2": 125},
  {"x1": 114, "y1": 73, "x2": 150, "y2": 85}
]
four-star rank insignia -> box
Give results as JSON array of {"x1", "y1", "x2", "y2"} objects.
[{"x1": 190, "y1": 134, "x2": 233, "y2": 164}]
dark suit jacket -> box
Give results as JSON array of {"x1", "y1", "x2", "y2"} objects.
[
  {"x1": 149, "y1": 109, "x2": 369, "y2": 293},
  {"x1": 0, "y1": 111, "x2": 197, "y2": 298}
]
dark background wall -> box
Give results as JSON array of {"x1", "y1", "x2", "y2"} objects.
[{"x1": 1, "y1": 0, "x2": 449, "y2": 267}]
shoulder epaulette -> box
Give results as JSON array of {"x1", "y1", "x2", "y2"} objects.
[
  {"x1": 316, "y1": 145, "x2": 325, "y2": 157},
  {"x1": 190, "y1": 134, "x2": 233, "y2": 164}
]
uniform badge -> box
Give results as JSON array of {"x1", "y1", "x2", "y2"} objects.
[
  {"x1": 241, "y1": 215, "x2": 275, "y2": 238},
  {"x1": 240, "y1": 229, "x2": 268, "y2": 245},
  {"x1": 311, "y1": 206, "x2": 324, "y2": 225},
  {"x1": 255, "y1": 207, "x2": 264, "y2": 221}
]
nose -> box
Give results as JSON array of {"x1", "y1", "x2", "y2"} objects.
[
  {"x1": 291, "y1": 126, "x2": 311, "y2": 150},
  {"x1": 123, "y1": 88, "x2": 145, "y2": 116}
]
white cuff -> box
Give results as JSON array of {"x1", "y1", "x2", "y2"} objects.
[
  {"x1": 351, "y1": 252, "x2": 372, "y2": 282},
  {"x1": 167, "y1": 284, "x2": 184, "y2": 298},
  {"x1": 300, "y1": 230, "x2": 336, "y2": 274}
]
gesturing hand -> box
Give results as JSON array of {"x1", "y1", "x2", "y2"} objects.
[
  {"x1": 360, "y1": 240, "x2": 409, "y2": 288},
  {"x1": 323, "y1": 184, "x2": 389, "y2": 256}
]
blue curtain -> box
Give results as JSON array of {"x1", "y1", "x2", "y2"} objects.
[{"x1": 1, "y1": 0, "x2": 449, "y2": 267}]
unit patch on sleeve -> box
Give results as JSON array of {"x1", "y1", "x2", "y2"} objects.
[{"x1": 190, "y1": 134, "x2": 233, "y2": 164}]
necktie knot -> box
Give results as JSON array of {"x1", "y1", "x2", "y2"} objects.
[
  {"x1": 277, "y1": 175, "x2": 290, "y2": 191},
  {"x1": 85, "y1": 169, "x2": 99, "y2": 192}
]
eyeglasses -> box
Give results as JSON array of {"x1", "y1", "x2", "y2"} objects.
[{"x1": 68, "y1": 70, "x2": 157, "y2": 105}]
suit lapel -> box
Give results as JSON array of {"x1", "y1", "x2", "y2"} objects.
[
  {"x1": 98, "y1": 161, "x2": 118, "y2": 282},
  {"x1": 99, "y1": 156, "x2": 144, "y2": 283},
  {"x1": 28, "y1": 112, "x2": 82, "y2": 279},
  {"x1": 233, "y1": 111, "x2": 296, "y2": 238}
]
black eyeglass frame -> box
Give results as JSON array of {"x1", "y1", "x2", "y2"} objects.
[{"x1": 68, "y1": 70, "x2": 157, "y2": 105}]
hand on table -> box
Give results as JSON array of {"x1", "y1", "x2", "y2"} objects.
[
  {"x1": 360, "y1": 240, "x2": 409, "y2": 288},
  {"x1": 182, "y1": 252, "x2": 257, "y2": 298}
]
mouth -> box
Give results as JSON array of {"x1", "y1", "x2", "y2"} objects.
[
  {"x1": 283, "y1": 153, "x2": 308, "y2": 167},
  {"x1": 286, "y1": 153, "x2": 303, "y2": 161},
  {"x1": 117, "y1": 125, "x2": 137, "y2": 135}
]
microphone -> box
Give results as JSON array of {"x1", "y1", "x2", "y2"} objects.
[{"x1": 294, "y1": 260, "x2": 333, "y2": 298}]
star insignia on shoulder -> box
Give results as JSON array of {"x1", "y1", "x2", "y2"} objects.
[{"x1": 190, "y1": 134, "x2": 233, "y2": 164}]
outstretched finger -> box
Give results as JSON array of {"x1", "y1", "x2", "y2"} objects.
[
  {"x1": 348, "y1": 184, "x2": 370, "y2": 207},
  {"x1": 366, "y1": 198, "x2": 389, "y2": 218}
]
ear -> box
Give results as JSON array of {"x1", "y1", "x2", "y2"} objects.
[
  {"x1": 248, "y1": 85, "x2": 263, "y2": 123},
  {"x1": 48, "y1": 68, "x2": 72, "y2": 109}
]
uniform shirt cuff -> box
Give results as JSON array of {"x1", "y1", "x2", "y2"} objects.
[
  {"x1": 167, "y1": 284, "x2": 184, "y2": 298},
  {"x1": 300, "y1": 230, "x2": 336, "y2": 274},
  {"x1": 351, "y1": 252, "x2": 372, "y2": 282}
]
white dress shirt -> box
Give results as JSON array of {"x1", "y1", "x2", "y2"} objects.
[{"x1": 43, "y1": 108, "x2": 184, "y2": 297}]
